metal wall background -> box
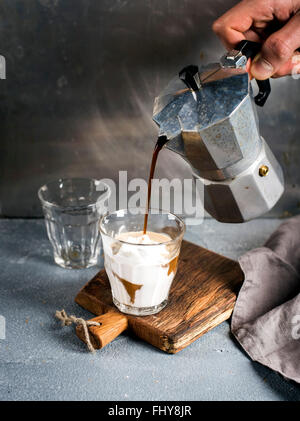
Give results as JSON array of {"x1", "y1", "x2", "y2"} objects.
[{"x1": 0, "y1": 0, "x2": 299, "y2": 217}]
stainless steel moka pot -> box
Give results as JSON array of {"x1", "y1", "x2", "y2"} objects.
[{"x1": 153, "y1": 41, "x2": 284, "y2": 223}]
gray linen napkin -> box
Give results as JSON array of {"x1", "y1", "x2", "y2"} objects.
[{"x1": 231, "y1": 215, "x2": 300, "y2": 383}]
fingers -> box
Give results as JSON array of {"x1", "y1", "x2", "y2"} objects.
[
  {"x1": 212, "y1": 1, "x2": 256, "y2": 49},
  {"x1": 213, "y1": 0, "x2": 300, "y2": 79},
  {"x1": 243, "y1": 29, "x2": 262, "y2": 43},
  {"x1": 251, "y1": 13, "x2": 300, "y2": 79},
  {"x1": 212, "y1": 0, "x2": 275, "y2": 49}
]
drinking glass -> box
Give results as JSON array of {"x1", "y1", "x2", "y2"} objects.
[
  {"x1": 99, "y1": 208, "x2": 185, "y2": 316},
  {"x1": 38, "y1": 178, "x2": 110, "y2": 269}
]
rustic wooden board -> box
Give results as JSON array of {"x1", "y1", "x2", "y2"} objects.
[{"x1": 75, "y1": 240, "x2": 244, "y2": 353}]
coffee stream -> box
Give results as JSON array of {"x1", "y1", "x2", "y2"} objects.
[{"x1": 143, "y1": 135, "x2": 169, "y2": 234}]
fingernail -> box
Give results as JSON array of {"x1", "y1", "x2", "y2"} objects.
[{"x1": 251, "y1": 53, "x2": 274, "y2": 80}]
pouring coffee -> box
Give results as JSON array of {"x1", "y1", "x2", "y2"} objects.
[{"x1": 152, "y1": 41, "x2": 284, "y2": 223}]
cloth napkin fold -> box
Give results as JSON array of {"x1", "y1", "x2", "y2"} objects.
[{"x1": 231, "y1": 215, "x2": 300, "y2": 384}]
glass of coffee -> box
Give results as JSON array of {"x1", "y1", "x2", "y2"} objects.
[
  {"x1": 99, "y1": 208, "x2": 185, "y2": 316},
  {"x1": 38, "y1": 178, "x2": 110, "y2": 269}
]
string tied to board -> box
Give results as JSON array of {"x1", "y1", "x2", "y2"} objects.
[{"x1": 55, "y1": 309, "x2": 101, "y2": 353}]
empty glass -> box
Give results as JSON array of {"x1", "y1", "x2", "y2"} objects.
[{"x1": 38, "y1": 178, "x2": 110, "y2": 269}]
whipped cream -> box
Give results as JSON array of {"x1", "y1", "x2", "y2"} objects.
[
  {"x1": 102, "y1": 231, "x2": 179, "y2": 310},
  {"x1": 117, "y1": 231, "x2": 170, "y2": 245}
]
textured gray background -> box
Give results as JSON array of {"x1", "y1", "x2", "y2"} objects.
[{"x1": 0, "y1": 0, "x2": 299, "y2": 217}]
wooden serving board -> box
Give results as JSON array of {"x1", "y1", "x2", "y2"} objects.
[{"x1": 75, "y1": 240, "x2": 244, "y2": 353}]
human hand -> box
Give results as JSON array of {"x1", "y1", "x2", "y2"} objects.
[{"x1": 212, "y1": 0, "x2": 300, "y2": 79}]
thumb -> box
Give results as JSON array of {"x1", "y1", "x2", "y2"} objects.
[{"x1": 251, "y1": 13, "x2": 300, "y2": 80}]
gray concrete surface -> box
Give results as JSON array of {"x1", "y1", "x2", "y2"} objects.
[{"x1": 0, "y1": 218, "x2": 300, "y2": 401}]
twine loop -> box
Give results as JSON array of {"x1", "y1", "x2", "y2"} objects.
[{"x1": 55, "y1": 309, "x2": 101, "y2": 353}]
